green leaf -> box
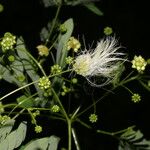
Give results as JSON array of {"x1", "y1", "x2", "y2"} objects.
[
  {"x1": 17, "y1": 95, "x2": 34, "y2": 108},
  {"x1": 48, "y1": 135, "x2": 60, "y2": 150},
  {"x1": 118, "y1": 128, "x2": 150, "y2": 150},
  {"x1": 16, "y1": 38, "x2": 43, "y2": 99},
  {"x1": 139, "y1": 80, "x2": 150, "y2": 92},
  {"x1": 0, "y1": 58, "x2": 27, "y2": 87},
  {"x1": 83, "y1": 3, "x2": 103, "y2": 16},
  {"x1": 56, "y1": 18, "x2": 74, "y2": 68},
  {"x1": 21, "y1": 135, "x2": 60, "y2": 150},
  {"x1": 0, "y1": 120, "x2": 15, "y2": 143},
  {"x1": 0, "y1": 121, "x2": 27, "y2": 150}
]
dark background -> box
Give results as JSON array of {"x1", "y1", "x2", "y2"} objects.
[{"x1": 0, "y1": 0, "x2": 150, "y2": 149}]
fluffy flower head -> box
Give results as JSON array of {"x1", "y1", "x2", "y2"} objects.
[{"x1": 73, "y1": 37, "x2": 125, "y2": 86}]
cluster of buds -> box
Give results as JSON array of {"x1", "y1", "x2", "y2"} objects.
[
  {"x1": 104, "y1": 27, "x2": 113, "y2": 35},
  {"x1": 61, "y1": 83, "x2": 71, "y2": 96},
  {"x1": 65, "y1": 56, "x2": 74, "y2": 65},
  {"x1": 0, "y1": 115, "x2": 11, "y2": 125},
  {"x1": 38, "y1": 76, "x2": 51, "y2": 90},
  {"x1": 51, "y1": 105, "x2": 60, "y2": 113},
  {"x1": 131, "y1": 55, "x2": 147, "y2": 73},
  {"x1": 67, "y1": 36, "x2": 81, "y2": 52},
  {"x1": 89, "y1": 114, "x2": 98, "y2": 123},
  {"x1": 51, "y1": 64, "x2": 62, "y2": 75},
  {"x1": 131, "y1": 93, "x2": 141, "y2": 103},
  {"x1": 0, "y1": 32, "x2": 16, "y2": 52},
  {"x1": 36, "y1": 45, "x2": 49, "y2": 57},
  {"x1": 35, "y1": 125, "x2": 42, "y2": 133}
]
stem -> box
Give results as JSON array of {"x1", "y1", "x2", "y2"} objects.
[
  {"x1": 72, "y1": 128, "x2": 80, "y2": 150},
  {"x1": 8, "y1": 92, "x2": 38, "y2": 116},
  {"x1": 25, "y1": 50, "x2": 46, "y2": 76},
  {"x1": 121, "y1": 85, "x2": 133, "y2": 94},
  {"x1": 0, "y1": 69, "x2": 72, "y2": 102},
  {"x1": 51, "y1": 88, "x2": 68, "y2": 119},
  {"x1": 0, "y1": 80, "x2": 38, "y2": 101},
  {"x1": 45, "y1": 2, "x2": 62, "y2": 45},
  {"x1": 68, "y1": 119, "x2": 72, "y2": 150},
  {"x1": 12, "y1": 108, "x2": 25, "y2": 120},
  {"x1": 76, "y1": 74, "x2": 140, "y2": 118},
  {"x1": 77, "y1": 118, "x2": 136, "y2": 137}
]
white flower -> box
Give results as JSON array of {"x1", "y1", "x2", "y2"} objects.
[{"x1": 73, "y1": 37, "x2": 125, "y2": 86}]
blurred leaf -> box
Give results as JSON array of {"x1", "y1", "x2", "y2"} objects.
[
  {"x1": 0, "y1": 121, "x2": 27, "y2": 150},
  {"x1": 83, "y1": 3, "x2": 103, "y2": 16},
  {"x1": 16, "y1": 38, "x2": 43, "y2": 99},
  {"x1": 40, "y1": 22, "x2": 52, "y2": 42},
  {"x1": 112, "y1": 62, "x2": 125, "y2": 87},
  {"x1": 56, "y1": 18, "x2": 74, "y2": 68},
  {"x1": 20, "y1": 135, "x2": 60, "y2": 150},
  {"x1": 139, "y1": 80, "x2": 150, "y2": 92},
  {"x1": 0, "y1": 57, "x2": 27, "y2": 87},
  {"x1": 17, "y1": 95, "x2": 34, "y2": 108},
  {"x1": 0, "y1": 120, "x2": 15, "y2": 143},
  {"x1": 41, "y1": 0, "x2": 100, "y2": 7},
  {"x1": 118, "y1": 128, "x2": 150, "y2": 150}
]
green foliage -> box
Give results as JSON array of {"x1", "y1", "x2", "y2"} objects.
[
  {"x1": 17, "y1": 95, "x2": 34, "y2": 108},
  {"x1": 0, "y1": 121, "x2": 27, "y2": 150},
  {"x1": 83, "y1": 2, "x2": 103, "y2": 16},
  {"x1": 118, "y1": 128, "x2": 150, "y2": 150},
  {"x1": 56, "y1": 18, "x2": 74, "y2": 68},
  {"x1": 0, "y1": 1, "x2": 150, "y2": 150},
  {"x1": 20, "y1": 135, "x2": 60, "y2": 150}
]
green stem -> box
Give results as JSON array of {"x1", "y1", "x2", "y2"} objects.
[
  {"x1": 121, "y1": 85, "x2": 133, "y2": 94},
  {"x1": 27, "y1": 108, "x2": 37, "y2": 125},
  {"x1": 51, "y1": 88, "x2": 68, "y2": 119},
  {"x1": 25, "y1": 50, "x2": 46, "y2": 76},
  {"x1": 0, "y1": 80, "x2": 38, "y2": 101},
  {"x1": 8, "y1": 92, "x2": 38, "y2": 116},
  {"x1": 77, "y1": 118, "x2": 136, "y2": 136},
  {"x1": 52, "y1": 88, "x2": 72, "y2": 150},
  {"x1": 76, "y1": 74, "x2": 140, "y2": 118},
  {"x1": 119, "y1": 75, "x2": 140, "y2": 85},
  {"x1": 0, "y1": 69, "x2": 72, "y2": 102},
  {"x1": 68, "y1": 119, "x2": 72, "y2": 150},
  {"x1": 12, "y1": 108, "x2": 25, "y2": 120},
  {"x1": 97, "y1": 125, "x2": 136, "y2": 136},
  {"x1": 72, "y1": 128, "x2": 80, "y2": 150},
  {"x1": 45, "y1": 2, "x2": 62, "y2": 45}
]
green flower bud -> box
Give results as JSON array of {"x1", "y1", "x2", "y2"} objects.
[
  {"x1": 51, "y1": 105, "x2": 60, "y2": 113},
  {"x1": 104, "y1": 27, "x2": 113, "y2": 35},
  {"x1": 131, "y1": 93, "x2": 141, "y2": 103},
  {"x1": 35, "y1": 125, "x2": 42, "y2": 133},
  {"x1": 89, "y1": 114, "x2": 98, "y2": 123}
]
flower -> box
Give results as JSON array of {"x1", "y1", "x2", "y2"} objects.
[
  {"x1": 131, "y1": 93, "x2": 141, "y2": 103},
  {"x1": 1, "y1": 32, "x2": 16, "y2": 51},
  {"x1": 104, "y1": 27, "x2": 113, "y2": 35},
  {"x1": 51, "y1": 105, "x2": 60, "y2": 112},
  {"x1": 131, "y1": 55, "x2": 147, "y2": 73},
  {"x1": 71, "y1": 78, "x2": 78, "y2": 84},
  {"x1": 73, "y1": 37, "x2": 125, "y2": 86},
  {"x1": 89, "y1": 114, "x2": 98, "y2": 123},
  {"x1": 65, "y1": 56, "x2": 74, "y2": 64},
  {"x1": 38, "y1": 76, "x2": 51, "y2": 90},
  {"x1": 35, "y1": 125, "x2": 42, "y2": 133},
  {"x1": 59, "y1": 24, "x2": 67, "y2": 34},
  {"x1": 0, "y1": 115, "x2": 11, "y2": 125},
  {"x1": 51, "y1": 64, "x2": 62, "y2": 74},
  {"x1": 36, "y1": 45, "x2": 49, "y2": 56},
  {"x1": 67, "y1": 37, "x2": 81, "y2": 52}
]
